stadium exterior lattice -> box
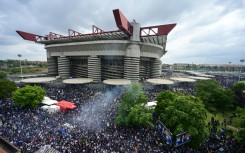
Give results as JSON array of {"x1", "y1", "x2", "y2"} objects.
[{"x1": 16, "y1": 9, "x2": 176, "y2": 82}]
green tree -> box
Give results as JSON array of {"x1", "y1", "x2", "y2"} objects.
[
  {"x1": 195, "y1": 79, "x2": 220, "y2": 105},
  {"x1": 0, "y1": 72, "x2": 7, "y2": 79},
  {"x1": 12, "y1": 85, "x2": 46, "y2": 108},
  {"x1": 211, "y1": 88, "x2": 235, "y2": 111},
  {"x1": 238, "y1": 115, "x2": 245, "y2": 141},
  {"x1": 233, "y1": 82, "x2": 245, "y2": 108},
  {"x1": 156, "y1": 90, "x2": 208, "y2": 147},
  {"x1": 116, "y1": 83, "x2": 153, "y2": 127},
  {"x1": 125, "y1": 104, "x2": 153, "y2": 127},
  {"x1": 155, "y1": 90, "x2": 177, "y2": 114},
  {"x1": 0, "y1": 79, "x2": 17, "y2": 99},
  {"x1": 7, "y1": 60, "x2": 19, "y2": 68},
  {"x1": 238, "y1": 128, "x2": 245, "y2": 141},
  {"x1": 10, "y1": 68, "x2": 19, "y2": 74},
  {"x1": 233, "y1": 82, "x2": 245, "y2": 90},
  {"x1": 195, "y1": 79, "x2": 235, "y2": 111}
]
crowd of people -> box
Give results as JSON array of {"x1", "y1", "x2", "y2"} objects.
[
  {"x1": 214, "y1": 75, "x2": 240, "y2": 89},
  {"x1": 0, "y1": 76, "x2": 244, "y2": 152},
  {"x1": 1, "y1": 86, "x2": 167, "y2": 152}
]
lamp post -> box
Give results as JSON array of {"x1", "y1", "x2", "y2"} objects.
[
  {"x1": 18, "y1": 54, "x2": 23, "y2": 79},
  {"x1": 239, "y1": 59, "x2": 244, "y2": 81},
  {"x1": 228, "y1": 62, "x2": 232, "y2": 76},
  {"x1": 228, "y1": 62, "x2": 231, "y2": 72}
]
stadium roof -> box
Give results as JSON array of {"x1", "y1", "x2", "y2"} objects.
[
  {"x1": 37, "y1": 31, "x2": 129, "y2": 45},
  {"x1": 198, "y1": 74, "x2": 215, "y2": 78},
  {"x1": 146, "y1": 78, "x2": 174, "y2": 85},
  {"x1": 189, "y1": 76, "x2": 211, "y2": 80},
  {"x1": 103, "y1": 79, "x2": 131, "y2": 85},
  {"x1": 62, "y1": 78, "x2": 93, "y2": 84},
  {"x1": 170, "y1": 77, "x2": 196, "y2": 82},
  {"x1": 20, "y1": 77, "x2": 57, "y2": 83}
]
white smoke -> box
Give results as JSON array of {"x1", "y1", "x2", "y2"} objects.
[{"x1": 73, "y1": 87, "x2": 123, "y2": 132}]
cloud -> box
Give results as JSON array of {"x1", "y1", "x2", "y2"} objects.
[
  {"x1": 0, "y1": 0, "x2": 244, "y2": 64},
  {"x1": 0, "y1": 42, "x2": 45, "y2": 60},
  {"x1": 164, "y1": 0, "x2": 245, "y2": 64}
]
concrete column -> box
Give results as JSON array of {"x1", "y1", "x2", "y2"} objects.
[
  {"x1": 124, "y1": 56, "x2": 140, "y2": 81},
  {"x1": 151, "y1": 58, "x2": 162, "y2": 78},
  {"x1": 57, "y1": 56, "x2": 70, "y2": 79},
  {"x1": 47, "y1": 57, "x2": 58, "y2": 76},
  {"x1": 124, "y1": 21, "x2": 141, "y2": 81},
  {"x1": 124, "y1": 45, "x2": 140, "y2": 81},
  {"x1": 139, "y1": 60, "x2": 151, "y2": 80},
  {"x1": 70, "y1": 58, "x2": 88, "y2": 78},
  {"x1": 130, "y1": 21, "x2": 141, "y2": 41},
  {"x1": 88, "y1": 56, "x2": 101, "y2": 82}
]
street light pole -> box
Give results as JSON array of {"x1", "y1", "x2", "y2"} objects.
[
  {"x1": 229, "y1": 62, "x2": 231, "y2": 72},
  {"x1": 228, "y1": 62, "x2": 231, "y2": 76},
  {"x1": 18, "y1": 54, "x2": 23, "y2": 79}
]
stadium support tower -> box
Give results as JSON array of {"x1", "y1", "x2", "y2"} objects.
[{"x1": 16, "y1": 9, "x2": 176, "y2": 82}]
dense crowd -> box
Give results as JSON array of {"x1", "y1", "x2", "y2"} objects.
[
  {"x1": 1, "y1": 86, "x2": 168, "y2": 152},
  {"x1": 214, "y1": 75, "x2": 240, "y2": 89},
  {"x1": 0, "y1": 76, "x2": 244, "y2": 153}
]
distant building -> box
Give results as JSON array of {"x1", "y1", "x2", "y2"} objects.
[{"x1": 173, "y1": 63, "x2": 190, "y2": 70}]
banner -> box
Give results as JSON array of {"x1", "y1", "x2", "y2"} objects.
[
  {"x1": 157, "y1": 121, "x2": 173, "y2": 145},
  {"x1": 175, "y1": 131, "x2": 191, "y2": 147}
]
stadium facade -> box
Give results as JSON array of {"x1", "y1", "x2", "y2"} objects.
[{"x1": 16, "y1": 9, "x2": 176, "y2": 82}]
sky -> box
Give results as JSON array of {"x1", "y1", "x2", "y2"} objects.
[{"x1": 0, "y1": 0, "x2": 244, "y2": 64}]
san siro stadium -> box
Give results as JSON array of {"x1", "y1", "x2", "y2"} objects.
[{"x1": 16, "y1": 9, "x2": 176, "y2": 82}]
